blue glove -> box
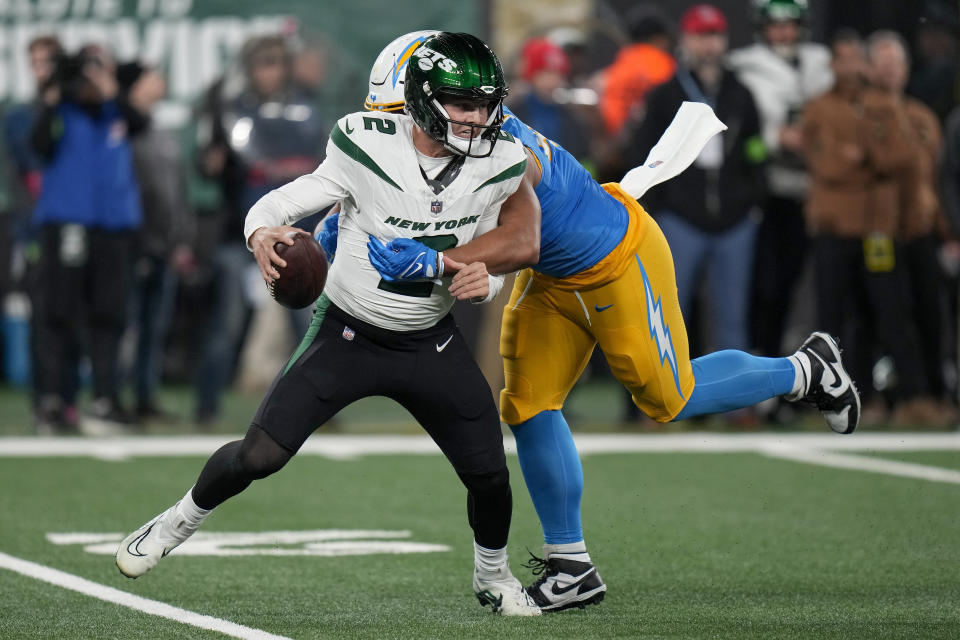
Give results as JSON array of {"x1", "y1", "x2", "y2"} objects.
[
  {"x1": 315, "y1": 213, "x2": 339, "y2": 262},
  {"x1": 367, "y1": 236, "x2": 442, "y2": 282}
]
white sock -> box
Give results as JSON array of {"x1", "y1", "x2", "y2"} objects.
[
  {"x1": 544, "y1": 541, "x2": 591, "y2": 563},
  {"x1": 175, "y1": 487, "x2": 212, "y2": 527},
  {"x1": 474, "y1": 541, "x2": 508, "y2": 574},
  {"x1": 787, "y1": 353, "x2": 808, "y2": 399}
]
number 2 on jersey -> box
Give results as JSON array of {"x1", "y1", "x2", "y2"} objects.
[{"x1": 362, "y1": 116, "x2": 396, "y2": 135}]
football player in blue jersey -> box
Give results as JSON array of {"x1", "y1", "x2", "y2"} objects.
[{"x1": 323, "y1": 31, "x2": 860, "y2": 612}]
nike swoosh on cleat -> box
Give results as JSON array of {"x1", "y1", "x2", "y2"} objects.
[
  {"x1": 127, "y1": 524, "x2": 154, "y2": 558},
  {"x1": 550, "y1": 568, "x2": 596, "y2": 595},
  {"x1": 826, "y1": 363, "x2": 845, "y2": 391},
  {"x1": 813, "y1": 352, "x2": 846, "y2": 393},
  {"x1": 436, "y1": 335, "x2": 453, "y2": 352},
  {"x1": 594, "y1": 304, "x2": 614, "y2": 312},
  {"x1": 476, "y1": 590, "x2": 503, "y2": 610}
]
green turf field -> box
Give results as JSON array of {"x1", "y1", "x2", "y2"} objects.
[{"x1": 1, "y1": 436, "x2": 959, "y2": 639}]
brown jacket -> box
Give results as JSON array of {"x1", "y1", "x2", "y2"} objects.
[
  {"x1": 802, "y1": 86, "x2": 921, "y2": 237},
  {"x1": 899, "y1": 97, "x2": 943, "y2": 239}
]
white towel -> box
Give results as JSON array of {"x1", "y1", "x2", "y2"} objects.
[{"x1": 619, "y1": 101, "x2": 728, "y2": 200}]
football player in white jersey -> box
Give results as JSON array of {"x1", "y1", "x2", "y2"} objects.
[{"x1": 115, "y1": 32, "x2": 542, "y2": 617}]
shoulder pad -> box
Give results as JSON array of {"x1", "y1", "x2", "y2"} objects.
[
  {"x1": 489, "y1": 128, "x2": 525, "y2": 161},
  {"x1": 473, "y1": 138, "x2": 527, "y2": 193},
  {"x1": 330, "y1": 111, "x2": 406, "y2": 192}
]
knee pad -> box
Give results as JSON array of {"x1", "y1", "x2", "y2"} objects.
[
  {"x1": 237, "y1": 425, "x2": 293, "y2": 479},
  {"x1": 457, "y1": 466, "x2": 510, "y2": 499}
]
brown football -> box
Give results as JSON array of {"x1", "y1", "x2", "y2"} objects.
[{"x1": 268, "y1": 232, "x2": 328, "y2": 309}]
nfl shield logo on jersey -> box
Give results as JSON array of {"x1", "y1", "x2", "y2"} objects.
[
  {"x1": 342, "y1": 326, "x2": 355, "y2": 341},
  {"x1": 431, "y1": 200, "x2": 443, "y2": 214}
]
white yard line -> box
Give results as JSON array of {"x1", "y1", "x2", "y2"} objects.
[
  {"x1": 568, "y1": 432, "x2": 960, "y2": 453},
  {"x1": 1, "y1": 432, "x2": 959, "y2": 458},
  {"x1": 1, "y1": 433, "x2": 958, "y2": 486},
  {"x1": 759, "y1": 446, "x2": 960, "y2": 485},
  {"x1": 0, "y1": 551, "x2": 291, "y2": 640}
]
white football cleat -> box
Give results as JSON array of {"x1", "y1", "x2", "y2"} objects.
[
  {"x1": 473, "y1": 566, "x2": 542, "y2": 616},
  {"x1": 115, "y1": 502, "x2": 200, "y2": 578}
]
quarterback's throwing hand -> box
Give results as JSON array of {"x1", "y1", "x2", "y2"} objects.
[
  {"x1": 447, "y1": 260, "x2": 490, "y2": 301},
  {"x1": 250, "y1": 225, "x2": 310, "y2": 284},
  {"x1": 367, "y1": 236, "x2": 442, "y2": 281}
]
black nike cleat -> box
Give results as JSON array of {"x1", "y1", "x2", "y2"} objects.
[
  {"x1": 786, "y1": 331, "x2": 860, "y2": 434},
  {"x1": 523, "y1": 553, "x2": 606, "y2": 612}
]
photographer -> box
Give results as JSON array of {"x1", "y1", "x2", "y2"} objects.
[{"x1": 30, "y1": 44, "x2": 147, "y2": 432}]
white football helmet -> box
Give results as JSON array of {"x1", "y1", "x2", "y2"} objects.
[{"x1": 364, "y1": 30, "x2": 440, "y2": 112}]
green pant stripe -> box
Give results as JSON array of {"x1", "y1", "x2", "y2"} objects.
[{"x1": 282, "y1": 293, "x2": 331, "y2": 376}]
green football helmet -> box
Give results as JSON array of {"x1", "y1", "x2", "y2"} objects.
[
  {"x1": 753, "y1": 0, "x2": 809, "y2": 24},
  {"x1": 404, "y1": 32, "x2": 508, "y2": 158}
]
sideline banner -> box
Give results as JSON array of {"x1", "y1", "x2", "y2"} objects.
[{"x1": 0, "y1": 0, "x2": 478, "y2": 117}]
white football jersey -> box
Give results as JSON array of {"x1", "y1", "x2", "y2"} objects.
[{"x1": 244, "y1": 111, "x2": 526, "y2": 330}]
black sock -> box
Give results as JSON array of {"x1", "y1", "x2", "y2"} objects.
[{"x1": 459, "y1": 468, "x2": 512, "y2": 549}]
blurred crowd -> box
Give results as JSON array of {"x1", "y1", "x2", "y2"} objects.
[
  {"x1": 0, "y1": 31, "x2": 329, "y2": 433},
  {"x1": 505, "y1": 0, "x2": 960, "y2": 428},
  {"x1": 0, "y1": 0, "x2": 958, "y2": 433}
]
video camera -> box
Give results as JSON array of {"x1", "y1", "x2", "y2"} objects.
[{"x1": 45, "y1": 47, "x2": 110, "y2": 105}]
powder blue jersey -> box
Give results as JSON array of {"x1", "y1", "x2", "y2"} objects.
[{"x1": 501, "y1": 106, "x2": 627, "y2": 277}]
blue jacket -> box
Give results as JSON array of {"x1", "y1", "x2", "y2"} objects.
[{"x1": 33, "y1": 100, "x2": 142, "y2": 230}]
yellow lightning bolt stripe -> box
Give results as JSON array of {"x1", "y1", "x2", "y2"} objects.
[
  {"x1": 392, "y1": 38, "x2": 428, "y2": 88},
  {"x1": 636, "y1": 254, "x2": 685, "y2": 399}
]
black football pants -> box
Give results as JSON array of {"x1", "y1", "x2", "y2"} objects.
[{"x1": 192, "y1": 300, "x2": 513, "y2": 549}]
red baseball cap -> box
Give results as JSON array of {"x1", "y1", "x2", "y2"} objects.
[
  {"x1": 519, "y1": 37, "x2": 570, "y2": 81},
  {"x1": 680, "y1": 4, "x2": 728, "y2": 34}
]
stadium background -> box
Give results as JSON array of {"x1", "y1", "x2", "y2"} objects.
[
  {"x1": 0, "y1": 0, "x2": 956, "y2": 433},
  {"x1": 0, "y1": 1, "x2": 945, "y2": 120}
]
